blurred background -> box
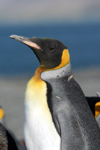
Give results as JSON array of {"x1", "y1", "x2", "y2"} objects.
[{"x1": 0, "y1": 0, "x2": 100, "y2": 140}]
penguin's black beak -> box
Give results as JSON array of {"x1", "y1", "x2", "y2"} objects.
[
  {"x1": 10, "y1": 34, "x2": 46, "y2": 67},
  {"x1": 9, "y1": 35, "x2": 41, "y2": 50}
]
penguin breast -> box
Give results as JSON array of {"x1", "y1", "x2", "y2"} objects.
[{"x1": 24, "y1": 77, "x2": 60, "y2": 150}]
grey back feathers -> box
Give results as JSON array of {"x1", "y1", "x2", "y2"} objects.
[{"x1": 42, "y1": 63, "x2": 100, "y2": 150}]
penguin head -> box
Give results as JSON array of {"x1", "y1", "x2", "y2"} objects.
[{"x1": 10, "y1": 35, "x2": 70, "y2": 69}]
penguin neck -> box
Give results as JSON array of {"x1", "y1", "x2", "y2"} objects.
[
  {"x1": 33, "y1": 62, "x2": 72, "y2": 83},
  {"x1": 41, "y1": 62, "x2": 72, "y2": 81},
  {"x1": 33, "y1": 66, "x2": 46, "y2": 81}
]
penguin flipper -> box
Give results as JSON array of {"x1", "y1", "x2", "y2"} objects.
[{"x1": 57, "y1": 111, "x2": 84, "y2": 150}]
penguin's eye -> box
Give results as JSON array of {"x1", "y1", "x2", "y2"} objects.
[{"x1": 48, "y1": 47, "x2": 55, "y2": 51}]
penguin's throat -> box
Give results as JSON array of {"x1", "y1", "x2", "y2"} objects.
[
  {"x1": 33, "y1": 66, "x2": 47, "y2": 81},
  {"x1": 41, "y1": 62, "x2": 72, "y2": 81},
  {"x1": 33, "y1": 62, "x2": 72, "y2": 82}
]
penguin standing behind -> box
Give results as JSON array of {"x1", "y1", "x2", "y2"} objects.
[
  {"x1": 0, "y1": 107, "x2": 26, "y2": 150},
  {"x1": 0, "y1": 122, "x2": 26, "y2": 150},
  {"x1": 0, "y1": 123, "x2": 8, "y2": 150},
  {"x1": 10, "y1": 35, "x2": 100, "y2": 150}
]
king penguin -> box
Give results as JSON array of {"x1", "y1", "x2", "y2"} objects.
[{"x1": 10, "y1": 35, "x2": 100, "y2": 150}]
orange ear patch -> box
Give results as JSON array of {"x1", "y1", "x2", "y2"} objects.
[
  {"x1": 52, "y1": 49, "x2": 70, "y2": 70},
  {"x1": 95, "y1": 102, "x2": 100, "y2": 117},
  {"x1": 0, "y1": 108, "x2": 4, "y2": 119}
]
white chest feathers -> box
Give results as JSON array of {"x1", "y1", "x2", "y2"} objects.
[{"x1": 24, "y1": 78, "x2": 60, "y2": 150}]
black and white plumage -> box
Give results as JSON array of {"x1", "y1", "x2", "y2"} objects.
[{"x1": 10, "y1": 35, "x2": 100, "y2": 150}]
